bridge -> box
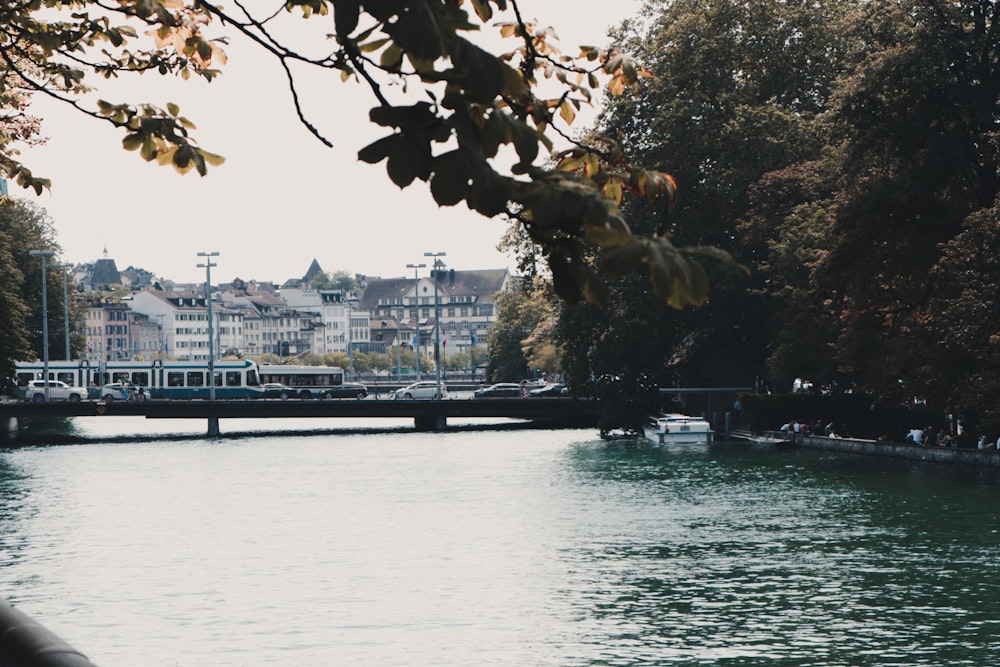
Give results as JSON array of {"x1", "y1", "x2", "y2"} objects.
[{"x1": 0, "y1": 397, "x2": 599, "y2": 439}]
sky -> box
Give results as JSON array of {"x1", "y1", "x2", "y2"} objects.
[{"x1": 16, "y1": 1, "x2": 642, "y2": 286}]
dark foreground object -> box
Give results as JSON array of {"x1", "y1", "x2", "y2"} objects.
[{"x1": 0, "y1": 599, "x2": 95, "y2": 666}]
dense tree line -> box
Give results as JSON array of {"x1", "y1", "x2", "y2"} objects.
[
  {"x1": 0, "y1": 199, "x2": 79, "y2": 393},
  {"x1": 509, "y1": 0, "x2": 1000, "y2": 433}
]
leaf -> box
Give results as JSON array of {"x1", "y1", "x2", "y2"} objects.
[
  {"x1": 583, "y1": 225, "x2": 632, "y2": 248},
  {"x1": 430, "y1": 150, "x2": 471, "y2": 206},
  {"x1": 559, "y1": 99, "x2": 576, "y2": 125},
  {"x1": 333, "y1": 0, "x2": 360, "y2": 37},
  {"x1": 357, "y1": 134, "x2": 400, "y2": 164},
  {"x1": 471, "y1": 0, "x2": 492, "y2": 22},
  {"x1": 601, "y1": 240, "x2": 647, "y2": 276}
]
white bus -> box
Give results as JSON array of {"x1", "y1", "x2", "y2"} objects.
[
  {"x1": 13, "y1": 359, "x2": 265, "y2": 400},
  {"x1": 257, "y1": 365, "x2": 365, "y2": 399}
]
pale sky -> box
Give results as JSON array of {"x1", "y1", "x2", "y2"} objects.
[{"x1": 17, "y1": 1, "x2": 641, "y2": 285}]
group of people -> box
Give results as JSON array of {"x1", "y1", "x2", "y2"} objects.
[
  {"x1": 779, "y1": 419, "x2": 840, "y2": 437},
  {"x1": 976, "y1": 435, "x2": 1000, "y2": 450},
  {"x1": 905, "y1": 426, "x2": 958, "y2": 448}
]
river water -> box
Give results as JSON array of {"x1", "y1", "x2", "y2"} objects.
[{"x1": 2, "y1": 417, "x2": 1000, "y2": 666}]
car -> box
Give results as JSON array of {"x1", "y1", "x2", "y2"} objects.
[
  {"x1": 320, "y1": 383, "x2": 369, "y2": 399},
  {"x1": 392, "y1": 381, "x2": 448, "y2": 400},
  {"x1": 22, "y1": 380, "x2": 87, "y2": 402},
  {"x1": 260, "y1": 382, "x2": 293, "y2": 399},
  {"x1": 529, "y1": 383, "x2": 568, "y2": 397},
  {"x1": 101, "y1": 382, "x2": 150, "y2": 401},
  {"x1": 473, "y1": 383, "x2": 523, "y2": 398}
]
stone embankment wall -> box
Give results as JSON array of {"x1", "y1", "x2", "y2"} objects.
[{"x1": 784, "y1": 433, "x2": 1000, "y2": 468}]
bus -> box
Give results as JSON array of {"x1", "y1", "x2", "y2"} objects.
[
  {"x1": 257, "y1": 365, "x2": 357, "y2": 399},
  {"x1": 13, "y1": 359, "x2": 265, "y2": 400}
]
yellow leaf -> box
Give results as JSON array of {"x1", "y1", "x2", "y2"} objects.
[{"x1": 559, "y1": 99, "x2": 576, "y2": 125}]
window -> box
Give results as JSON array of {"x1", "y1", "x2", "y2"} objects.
[
  {"x1": 167, "y1": 372, "x2": 184, "y2": 387},
  {"x1": 226, "y1": 371, "x2": 242, "y2": 386},
  {"x1": 187, "y1": 372, "x2": 204, "y2": 387}
]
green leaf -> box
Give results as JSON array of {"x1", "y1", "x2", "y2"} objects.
[
  {"x1": 333, "y1": 0, "x2": 360, "y2": 37},
  {"x1": 430, "y1": 150, "x2": 471, "y2": 206},
  {"x1": 358, "y1": 134, "x2": 400, "y2": 164}
]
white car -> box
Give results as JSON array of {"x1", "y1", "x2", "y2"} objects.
[
  {"x1": 392, "y1": 381, "x2": 449, "y2": 400},
  {"x1": 22, "y1": 380, "x2": 87, "y2": 402},
  {"x1": 101, "y1": 382, "x2": 150, "y2": 401}
]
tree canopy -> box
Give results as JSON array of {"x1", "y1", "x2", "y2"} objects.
[
  {"x1": 0, "y1": 0, "x2": 728, "y2": 308},
  {"x1": 533, "y1": 0, "x2": 1000, "y2": 432}
]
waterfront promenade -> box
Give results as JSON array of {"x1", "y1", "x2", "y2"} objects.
[{"x1": 748, "y1": 430, "x2": 1000, "y2": 468}]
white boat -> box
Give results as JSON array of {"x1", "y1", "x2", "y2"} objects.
[{"x1": 643, "y1": 413, "x2": 714, "y2": 445}]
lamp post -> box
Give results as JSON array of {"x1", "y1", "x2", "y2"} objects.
[
  {"x1": 197, "y1": 251, "x2": 219, "y2": 401},
  {"x1": 29, "y1": 250, "x2": 55, "y2": 400},
  {"x1": 406, "y1": 262, "x2": 426, "y2": 379},
  {"x1": 423, "y1": 251, "x2": 446, "y2": 398},
  {"x1": 346, "y1": 296, "x2": 354, "y2": 381},
  {"x1": 54, "y1": 263, "x2": 72, "y2": 360}
]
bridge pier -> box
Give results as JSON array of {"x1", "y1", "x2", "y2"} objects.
[
  {"x1": 414, "y1": 415, "x2": 447, "y2": 432},
  {"x1": 207, "y1": 417, "x2": 220, "y2": 438}
]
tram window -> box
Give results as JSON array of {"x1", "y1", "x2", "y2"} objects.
[
  {"x1": 187, "y1": 372, "x2": 204, "y2": 387},
  {"x1": 15, "y1": 373, "x2": 32, "y2": 387},
  {"x1": 213, "y1": 372, "x2": 223, "y2": 387},
  {"x1": 167, "y1": 372, "x2": 184, "y2": 387},
  {"x1": 57, "y1": 372, "x2": 75, "y2": 385},
  {"x1": 132, "y1": 372, "x2": 149, "y2": 386},
  {"x1": 225, "y1": 371, "x2": 242, "y2": 387},
  {"x1": 247, "y1": 370, "x2": 260, "y2": 386},
  {"x1": 113, "y1": 372, "x2": 130, "y2": 382}
]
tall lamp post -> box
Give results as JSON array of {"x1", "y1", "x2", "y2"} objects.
[
  {"x1": 54, "y1": 263, "x2": 72, "y2": 360},
  {"x1": 29, "y1": 249, "x2": 55, "y2": 400},
  {"x1": 346, "y1": 296, "x2": 354, "y2": 381},
  {"x1": 423, "y1": 251, "x2": 446, "y2": 398},
  {"x1": 406, "y1": 262, "x2": 426, "y2": 379},
  {"x1": 197, "y1": 251, "x2": 219, "y2": 401}
]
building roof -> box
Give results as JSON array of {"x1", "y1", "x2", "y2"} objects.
[{"x1": 359, "y1": 268, "x2": 509, "y2": 310}]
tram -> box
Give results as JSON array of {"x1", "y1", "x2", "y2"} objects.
[
  {"x1": 257, "y1": 364, "x2": 346, "y2": 399},
  {"x1": 13, "y1": 359, "x2": 265, "y2": 400}
]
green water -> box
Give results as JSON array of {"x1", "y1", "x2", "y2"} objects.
[{"x1": 1, "y1": 423, "x2": 998, "y2": 666}]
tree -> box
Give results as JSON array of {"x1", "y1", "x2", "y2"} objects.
[
  {"x1": 546, "y1": 0, "x2": 851, "y2": 422},
  {"x1": 801, "y1": 0, "x2": 1000, "y2": 404},
  {"x1": 485, "y1": 279, "x2": 555, "y2": 382},
  {"x1": 0, "y1": 0, "x2": 720, "y2": 308},
  {"x1": 311, "y1": 270, "x2": 360, "y2": 293},
  {"x1": 0, "y1": 198, "x2": 65, "y2": 392}
]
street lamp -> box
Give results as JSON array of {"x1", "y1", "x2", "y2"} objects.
[
  {"x1": 406, "y1": 262, "x2": 426, "y2": 379},
  {"x1": 29, "y1": 249, "x2": 55, "y2": 400},
  {"x1": 423, "y1": 251, "x2": 446, "y2": 398},
  {"x1": 54, "y1": 263, "x2": 72, "y2": 360},
  {"x1": 197, "y1": 251, "x2": 219, "y2": 400},
  {"x1": 346, "y1": 295, "x2": 354, "y2": 381}
]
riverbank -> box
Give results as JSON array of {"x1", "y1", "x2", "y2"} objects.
[{"x1": 750, "y1": 431, "x2": 1000, "y2": 467}]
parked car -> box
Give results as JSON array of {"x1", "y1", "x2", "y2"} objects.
[
  {"x1": 101, "y1": 382, "x2": 150, "y2": 401},
  {"x1": 22, "y1": 380, "x2": 87, "y2": 402},
  {"x1": 392, "y1": 381, "x2": 448, "y2": 400},
  {"x1": 260, "y1": 382, "x2": 293, "y2": 399},
  {"x1": 473, "y1": 383, "x2": 523, "y2": 398},
  {"x1": 529, "y1": 383, "x2": 568, "y2": 397},
  {"x1": 321, "y1": 383, "x2": 369, "y2": 399}
]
